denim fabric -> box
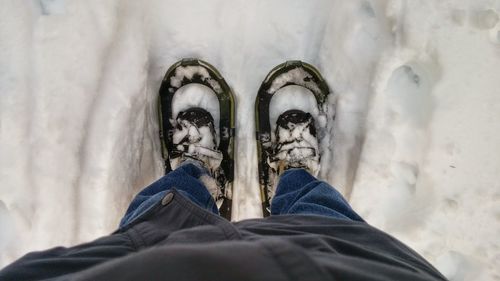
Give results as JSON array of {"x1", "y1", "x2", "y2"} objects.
[
  {"x1": 270, "y1": 169, "x2": 364, "y2": 221},
  {"x1": 120, "y1": 165, "x2": 364, "y2": 227},
  {"x1": 119, "y1": 163, "x2": 218, "y2": 228}
]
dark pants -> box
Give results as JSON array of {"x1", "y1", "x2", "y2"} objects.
[
  {"x1": 0, "y1": 164, "x2": 447, "y2": 281},
  {"x1": 120, "y1": 163, "x2": 363, "y2": 229}
]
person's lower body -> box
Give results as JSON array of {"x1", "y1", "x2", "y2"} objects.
[
  {"x1": 270, "y1": 168, "x2": 364, "y2": 221},
  {"x1": 120, "y1": 163, "x2": 363, "y2": 228},
  {"x1": 119, "y1": 161, "x2": 219, "y2": 228}
]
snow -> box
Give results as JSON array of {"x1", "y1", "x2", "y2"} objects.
[
  {"x1": 267, "y1": 67, "x2": 322, "y2": 95},
  {"x1": 269, "y1": 86, "x2": 320, "y2": 139},
  {"x1": 0, "y1": 0, "x2": 499, "y2": 280},
  {"x1": 172, "y1": 84, "x2": 221, "y2": 137},
  {"x1": 169, "y1": 65, "x2": 223, "y2": 94}
]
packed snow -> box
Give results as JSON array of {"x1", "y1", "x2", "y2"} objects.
[
  {"x1": 267, "y1": 67, "x2": 322, "y2": 96},
  {"x1": 1, "y1": 0, "x2": 499, "y2": 280},
  {"x1": 169, "y1": 65, "x2": 223, "y2": 94}
]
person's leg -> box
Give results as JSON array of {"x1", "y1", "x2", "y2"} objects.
[
  {"x1": 0, "y1": 163, "x2": 224, "y2": 281},
  {"x1": 119, "y1": 162, "x2": 218, "y2": 228},
  {"x1": 270, "y1": 168, "x2": 364, "y2": 222}
]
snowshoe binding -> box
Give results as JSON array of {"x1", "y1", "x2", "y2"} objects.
[
  {"x1": 170, "y1": 107, "x2": 223, "y2": 175},
  {"x1": 270, "y1": 109, "x2": 320, "y2": 177},
  {"x1": 255, "y1": 61, "x2": 331, "y2": 217},
  {"x1": 159, "y1": 59, "x2": 235, "y2": 220}
]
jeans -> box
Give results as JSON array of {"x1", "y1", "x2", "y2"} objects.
[{"x1": 120, "y1": 163, "x2": 364, "y2": 228}]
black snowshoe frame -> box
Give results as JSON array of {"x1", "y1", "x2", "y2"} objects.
[
  {"x1": 255, "y1": 61, "x2": 331, "y2": 217},
  {"x1": 158, "y1": 58, "x2": 235, "y2": 220}
]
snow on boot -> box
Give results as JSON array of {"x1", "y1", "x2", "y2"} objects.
[
  {"x1": 170, "y1": 107, "x2": 223, "y2": 174},
  {"x1": 270, "y1": 109, "x2": 320, "y2": 177}
]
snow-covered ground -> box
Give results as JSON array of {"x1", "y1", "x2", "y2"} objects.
[{"x1": 1, "y1": 0, "x2": 499, "y2": 280}]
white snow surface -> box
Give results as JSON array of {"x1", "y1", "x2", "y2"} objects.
[
  {"x1": 267, "y1": 67, "x2": 322, "y2": 95},
  {"x1": 169, "y1": 65, "x2": 223, "y2": 94},
  {"x1": 1, "y1": 0, "x2": 499, "y2": 280}
]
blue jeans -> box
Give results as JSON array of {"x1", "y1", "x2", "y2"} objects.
[{"x1": 120, "y1": 163, "x2": 364, "y2": 228}]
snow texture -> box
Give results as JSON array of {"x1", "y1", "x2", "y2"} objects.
[
  {"x1": 267, "y1": 67, "x2": 321, "y2": 96},
  {"x1": 1, "y1": 0, "x2": 499, "y2": 280},
  {"x1": 169, "y1": 65, "x2": 223, "y2": 94}
]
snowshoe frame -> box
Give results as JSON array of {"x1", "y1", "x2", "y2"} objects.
[{"x1": 255, "y1": 60, "x2": 330, "y2": 217}]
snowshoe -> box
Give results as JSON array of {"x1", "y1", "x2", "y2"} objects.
[
  {"x1": 159, "y1": 58, "x2": 235, "y2": 220},
  {"x1": 255, "y1": 61, "x2": 331, "y2": 217}
]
